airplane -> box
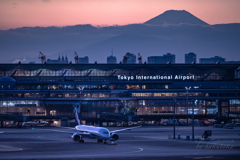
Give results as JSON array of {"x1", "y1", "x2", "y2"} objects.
[{"x1": 45, "y1": 107, "x2": 141, "y2": 144}]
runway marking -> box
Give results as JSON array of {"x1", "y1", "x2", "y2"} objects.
[
  {"x1": 0, "y1": 145, "x2": 23, "y2": 152},
  {"x1": 133, "y1": 147, "x2": 143, "y2": 152},
  {"x1": 0, "y1": 131, "x2": 4, "y2": 133},
  {"x1": 185, "y1": 156, "x2": 223, "y2": 159},
  {"x1": 41, "y1": 129, "x2": 73, "y2": 134}
]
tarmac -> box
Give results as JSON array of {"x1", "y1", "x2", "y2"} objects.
[{"x1": 0, "y1": 126, "x2": 240, "y2": 160}]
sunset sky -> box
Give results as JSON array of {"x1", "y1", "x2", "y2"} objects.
[{"x1": 0, "y1": 0, "x2": 240, "y2": 30}]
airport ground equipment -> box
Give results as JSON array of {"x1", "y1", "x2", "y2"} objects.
[{"x1": 201, "y1": 130, "x2": 212, "y2": 141}]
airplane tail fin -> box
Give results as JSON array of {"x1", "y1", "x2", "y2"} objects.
[{"x1": 73, "y1": 107, "x2": 80, "y2": 126}]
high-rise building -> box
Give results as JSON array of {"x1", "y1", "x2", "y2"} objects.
[
  {"x1": 148, "y1": 56, "x2": 162, "y2": 64},
  {"x1": 47, "y1": 55, "x2": 68, "y2": 64},
  {"x1": 148, "y1": 53, "x2": 175, "y2": 64},
  {"x1": 78, "y1": 56, "x2": 89, "y2": 64},
  {"x1": 122, "y1": 52, "x2": 136, "y2": 64},
  {"x1": 107, "y1": 55, "x2": 117, "y2": 64},
  {"x1": 163, "y1": 53, "x2": 175, "y2": 63},
  {"x1": 199, "y1": 56, "x2": 225, "y2": 64},
  {"x1": 185, "y1": 52, "x2": 196, "y2": 64}
]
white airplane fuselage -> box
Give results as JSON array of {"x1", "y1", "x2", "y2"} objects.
[{"x1": 74, "y1": 125, "x2": 110, "y2": 140}]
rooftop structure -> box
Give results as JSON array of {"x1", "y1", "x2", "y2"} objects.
[
  {"x1": 148, "y1": 53, "x2": 175, "y2": 64},
  {"x1": 47, "y1": 55, "x2": 68, "y2": 64}
]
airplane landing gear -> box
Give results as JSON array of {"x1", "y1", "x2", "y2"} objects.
[
  {"x1": 79, "y1": 135, "x2": 84, "y2": 143},
  {"x1": 79, "y1": 140, "x2": 84, "y2": 143},
  {"x1": 104, "y1": 140, "x2": 107, "y2": 144},
  {"x1": 97, "y1": 139, "x2": 103, "y2": 143}
]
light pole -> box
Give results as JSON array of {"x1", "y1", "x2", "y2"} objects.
[
  {"x1": 185, "y1": 87, "x2": 191, "y2": 124},
  {"x1": 173, "y1": 99, "x2": 176, "y2": 139},
  {"x1": 78, "y1": 86, "x2": 84, "y2": 124},
  {"x1": 192, "y1": 100, "x2": 198, "y2": 141}
]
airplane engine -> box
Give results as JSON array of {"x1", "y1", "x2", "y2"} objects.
[
  {"x1": 72, "y1": 133, "x2": 80, "y2": 142},
  {"x1": 110, "y1": 133, "x2": 119, "y2": 140}
]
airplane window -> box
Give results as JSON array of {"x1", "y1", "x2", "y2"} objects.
[{"x1": 103, "y1": 132, "x2": 108, "y2": 134}]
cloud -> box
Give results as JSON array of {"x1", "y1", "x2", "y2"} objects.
[
  {"x1": 42, "y1": 0, "x2": 51, "y2": 2},
  {"x1": 12, "y1": 58, "x2": 30, "y2": 64}
]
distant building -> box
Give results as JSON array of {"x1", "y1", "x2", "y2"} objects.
[
  {"x1": 199, "y1": 56, "x2": 225, "y2": 64},
  {"x1": 78, "y1": 56, "x2": 89, "y2": 64},
  {"x1": 223, "y1": 61, "x2": 240, "y2": 64},
  {"x1": 107, "y1": 55, "x2": 117, "y2": 64},
  {"x1": 47, "y1": 55, "x2": 68, "y2": 64},
  {"x1": 163, "y1": 53, "x2": 175, "y2": 63},
  {"x1": 185, "y1": 52, "x2": 196, "y2": 64},
  {"x1": 122, "y1": 52, "x2": 136, "y2": 64},
  {"x1": 29, "y1": 61, "x2": 35, "y2": 64},
  {"x1": 148, "y1": 56, "x2": 161, "y2": 64},
  {"x1": 148, "y1": 53, "x2": 175, "y2": 64}
]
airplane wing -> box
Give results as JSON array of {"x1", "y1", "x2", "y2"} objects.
[
  {"x1": 40, "y1": 128, "x2": 91, "y2": 136},
  {"x1": 110, "y1": 125, "x2": 142, "y2": 133},
  {"x1": 41, "y1": 129, "x2": 74, "y2": 134},
  {"x1": 55, "y1": 126, "x2": 75, "y2": 130}
]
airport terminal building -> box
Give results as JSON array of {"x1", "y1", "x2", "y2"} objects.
[{"x1": 0, "y1": 63, "x2": 240, "y2": 126}]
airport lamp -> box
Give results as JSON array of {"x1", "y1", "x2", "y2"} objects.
[
  {"x1": 173, "y1": 99, "x2": 176, "y2": 139},
  {"x1": 192, "y1": 99, "x2": 198, "y2": 141},
  {"x1": 77, "y1": 86, "x2": 84, "y2": 124},
  {"x1": 78, "y1": 86, "x2": 84, "y2": 107},
  {"x1": 185, "y1": 87, "x2": 191, "y2": 124}
]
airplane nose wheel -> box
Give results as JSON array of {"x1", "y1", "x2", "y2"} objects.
[{"x1": 78, "y1": 135, "x2": 84, "y2": 143}]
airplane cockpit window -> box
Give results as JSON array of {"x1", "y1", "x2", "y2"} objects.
[{"x1": 103, "y1": 132, "x2": 109, "y2": 134}]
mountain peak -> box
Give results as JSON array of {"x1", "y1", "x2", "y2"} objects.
[{"x1": 144, "y1": 10, "x2": 209, "y2": 25}]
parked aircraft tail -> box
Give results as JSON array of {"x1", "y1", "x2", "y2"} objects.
[{"x1": 73, "y1": 107, "x2": 80, "y2": 126}]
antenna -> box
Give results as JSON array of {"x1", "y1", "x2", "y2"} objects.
[
  {"x1": 74, "y1": 52, "x2": 79, "y2": 64},
  {"x1": 138, "y1": 53, "x2": 142, "y2": 64}
]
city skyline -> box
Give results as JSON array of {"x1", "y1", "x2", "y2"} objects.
[
  {"x1": 1, "y1": 0, "x2": 240, "y2": 30},
  {"x1": 41, "y1": 52, "x2": 239, "y2": 64}
]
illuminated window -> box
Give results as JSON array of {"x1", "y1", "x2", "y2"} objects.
[
  {"x1": 50, "y1": 110, "x2": 57, "y2": 116},
  {"x1": 165, "y1": 85, "x2": 168, "y2": 89},
  {"x1": 92, "y1": 93, "x2": 98, "y2": 98}
]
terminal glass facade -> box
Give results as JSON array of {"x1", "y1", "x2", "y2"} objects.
[{"x1": 0, "y1": 63, "x2": 240, "y2": 125}]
